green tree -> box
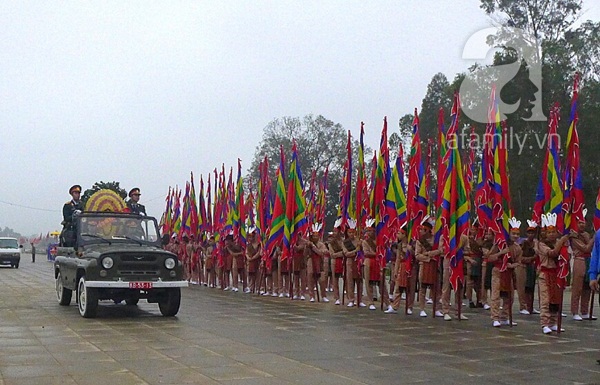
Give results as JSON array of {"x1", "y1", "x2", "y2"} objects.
[
  {"x1": 478, "y1": 0, "x2": 600, "y2": 216},
  {"x1": 248, "y1": 114, "x2": 371, "y2": 231}
]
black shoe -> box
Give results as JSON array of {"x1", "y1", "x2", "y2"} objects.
[
  {"x1": 476, "y1": 302, "x2": 484, "y2": 308},
  {"x1": 469, "y1": 302, "x2": 476, "y2": 309}
]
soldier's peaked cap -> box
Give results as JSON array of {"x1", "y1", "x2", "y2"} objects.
[
  {"x1": 69, "y1": 185, "x2": 82, "y2": 194},
  {"x1": 129, "y1": 188, "x2": 141, "y2": 197}
]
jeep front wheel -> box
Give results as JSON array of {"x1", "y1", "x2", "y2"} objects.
[
  {"x1": 158, "y1": 288, "x2": 181, "y2": 317},
  {"x1": 125, "y1": 298, "x2": 139, "y2": 306},
  {"x1": 78, "y1": 276, "x2": 98, "y2": 318},
  {"x1": 56, "y1": 271, "x2": 72, "y2": 305}
]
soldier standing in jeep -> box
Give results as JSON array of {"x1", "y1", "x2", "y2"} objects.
[
  {"x1": 126, "y1": 188, "x2": 146, "y2": 215},
  {"x1": 60, "y1": 184, "x2": 83, "y2": 247}
]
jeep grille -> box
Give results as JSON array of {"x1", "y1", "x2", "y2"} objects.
[{"x1": 115, "y1": 255, "x2": 160, "y2": 276}]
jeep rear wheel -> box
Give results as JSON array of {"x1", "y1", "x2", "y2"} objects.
[
  {"x1": 158, "y1": 288, "x2": 181, "y2": 317},
  {"x1": 78, "y1": 276, "x2": 98, "y2": 318},
  {"x1": 56, "y1": 271, "x2": 72, "y2": 305}
]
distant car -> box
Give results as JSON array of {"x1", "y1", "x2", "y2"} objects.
[
  {"x1": 0, "y1": 237, "x2": 22, "y2": 268},
  {"x1": 53, "y1": 211, "x2": 187, "y2": 318}
]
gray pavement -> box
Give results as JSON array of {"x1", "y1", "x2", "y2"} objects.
[{"x1": 1, "y1": 261, "x2": 599, "y2": 385}]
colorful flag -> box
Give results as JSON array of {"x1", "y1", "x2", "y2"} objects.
[
  {"x1": 374, "y1": 117, "x2": 391, "y2": 263},
  {"x1": 282, "y1": 141, "x2": 308, "y2": 261},
  {"x1": 385, "y1": 143, "x2": 407, "y2": 233},
  {"x1": 406, "y1": 109, "x2": 427, "y2": 243},
  {"x1": 439, "y1": 93, "x2": 470, "y2": 290},
  {"x1": 356, "y1": 122, "x2": 369, "y2": 232},
  {"x1": 338, "y1": 130, "x2": 353, "y2": 230},
  {"x1": 234, "y1": 159, "x2": 246, "y2": 249},
  {"x1": 563, "y1": 73, "x2": 584, "y2": 231},
  {"x1": 265, "y1": 147, "x2": 286, "y2": 259}
]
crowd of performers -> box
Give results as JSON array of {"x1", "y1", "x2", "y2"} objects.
[{"x1": 163, "y1": 210, "x2": 598, "y2": 335}]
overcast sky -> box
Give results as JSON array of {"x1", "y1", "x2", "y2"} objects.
[{"x1": 1, "y1": 1, "x2": 599, "y2": 237}]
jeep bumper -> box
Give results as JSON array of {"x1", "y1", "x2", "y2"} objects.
[{"x1": 84, "y1": 280, "x2": 189, "y2": 288}]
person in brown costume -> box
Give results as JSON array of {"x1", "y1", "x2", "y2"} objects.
[{"x1": 536, "y1": 213, "x2": 570, "y2": 334}]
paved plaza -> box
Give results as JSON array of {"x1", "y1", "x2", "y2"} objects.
[{"x1": 1, "y1": 261, "x2": 599, "y2": 385}]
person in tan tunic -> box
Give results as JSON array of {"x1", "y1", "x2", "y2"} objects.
[
  {"x1": 343, "y1": 225, "x2": 363, "y2": 307},
  {"x1": 487, "y1": 218, "x2": 522, "y2": 327},
  {"x1": 439, "y1": 232, "x2": 470, "y2": 321},
  {"x1": 328, "y1": 219, "x2": 345, "y2": 305},
  {"x1": 466, "y1": 222, "x2": 483, "y2": 308},
  {"x1": 535, "y1": 213, "x2": 570, "y2": 334},
  {"x1": 515, "y1": 220, "x2": 539, "y2": 315},
  {"x1": 569, "y1": 213, "x2": 595, "y2": 320},
  {"x1": 385, "y1": 224, "x2": 416, "y2": 314},
  {"x1": 305, "y1": 223, "x2": 329, "y2": 302},
  {"x1": 204, "y1": 234, "x2": 217, "y2": 288},
  {"x1": 245, "y1": 228, "x2": 262, "y2": 294},
  {"x1": 416, "y1": 218, "x2": 444, "y2": 317},
  {"x1": 362, "y1": 221, "x2": 390, "y2": 310},
  {"x1": 292, "y1": 235, "x2": 309, "y2": 300}
]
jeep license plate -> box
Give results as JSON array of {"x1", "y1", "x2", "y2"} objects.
[{"x1": 129, "y1": 282, "x2": 153, "y2": 289}]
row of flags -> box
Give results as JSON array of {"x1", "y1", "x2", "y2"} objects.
[{"x1": 160, "y1": 72, "x2": 595, "y2": 292}]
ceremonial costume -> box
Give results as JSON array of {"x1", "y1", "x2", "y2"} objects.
[
  {"x1": 205, "y1": 237, "x2": 216, "y2": 287},
  {"x1": 292, "y1": 239, "x2": 308, "y2": 299},
  {"x1": 328, "y1": 223, "x2": 346, "y2": 304},
  {"x1": 570, "y1": 214, "x2": 593, "y2": 319},
  {"x1": 245, "y1": 230, "x2": 262, "y2": 294},
  {"x1": 416, "y1": 218, "x2": 442, "y2": 316},
  {"x1": 306, "y1": 223, "x2": 328, "y2": 302},
  {"x1": 228, "y1": 239, "x2": 245, "y2": 292},
  {"x1": 465, "y1": 231, "x2": 483, "y2": 308},
  {"x1": 361, "y1": 220, "x2": 389, "y2": 310},
  {"x1": 487, "y1": 219, "x2": 522, "y2": 327},
  {"x1": 343, "y1": 231, "x2": 362, "y2": 307},
  {"x1": 387, "y1": 226, "x2": 416, "y2": 314},
  {"x1": 440, "y1": 234, "x2": 469, "y2": 320},
  {"x1": 536, "y1": 213, "x2": 567, "y2": 334}
]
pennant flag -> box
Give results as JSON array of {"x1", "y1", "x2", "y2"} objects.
[
  {"x1": 374, "y1": 117, "x2": 391, "y2": 264},
  {"x1": 385, "y1": 143, "x2": 408, "y2": 233},
  {"x1": 338, "y1": 130, "x2": 353, "y2": 230},
  {"x1": 316, "y1": 167, "x2": 328, "y2": 227},
  {"x1": 282, "y1": 141, "x2": 308, "y2": 261},
  {"x1": 433, "y1": 108, "x2": 448, "y2": 247},
  {"x1": 189, "y1": 172, "x2": 199, "y2": 237},
  {"x1": 464, "y1": 126, "x2": 476, "y2": 199},
  {"x1": 406, "y1": 109, "x2": 427, "y2": 243},
  {"x1": 356, "y1": 122, "x2": 369, "y2": 233},
  {"x1": 439, "y1": 93, "x2": 470, "y2": 290},
  {"x1": 563, "y1": 72, "x2": 584, "y2": 232},
  {"x1": 533, "y1": 102, "x2": 563, "y2": 224},
  {"x1": 234, "y1": 159, "x2": 246, "y2": 249},
  {"x1": 265, "y1": 147, "x2": 286, "y2": 259}
]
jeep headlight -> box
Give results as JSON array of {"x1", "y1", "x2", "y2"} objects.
[
  {"x1": 165, "y1": 257, "x2": 176, "y2": 269},
  {"x1": 101, "y1": 257, "x2": 114, "y2": 269},
  {"x1": 13, "y1": 253, "x2": 20, "y2": 257}
]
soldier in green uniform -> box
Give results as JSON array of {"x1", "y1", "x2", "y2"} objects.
[
  {"x1": 126, "y1": 188, "x2": 146, "y2": 215},
  {"x1": 60, "y1": 185, "x2": 83, "y2": 247}
]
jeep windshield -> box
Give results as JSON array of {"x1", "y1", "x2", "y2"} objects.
[
  {"x1": 0, "y1": 239, "x2": 18, "y2": 249},
  {"x1": 77, "y1": 213, "x2": 160, "y2": 246}
]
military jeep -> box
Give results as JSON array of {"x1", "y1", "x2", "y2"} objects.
[{"x1": 54, "y1": 211, "x2": 187, "y2": 318}]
